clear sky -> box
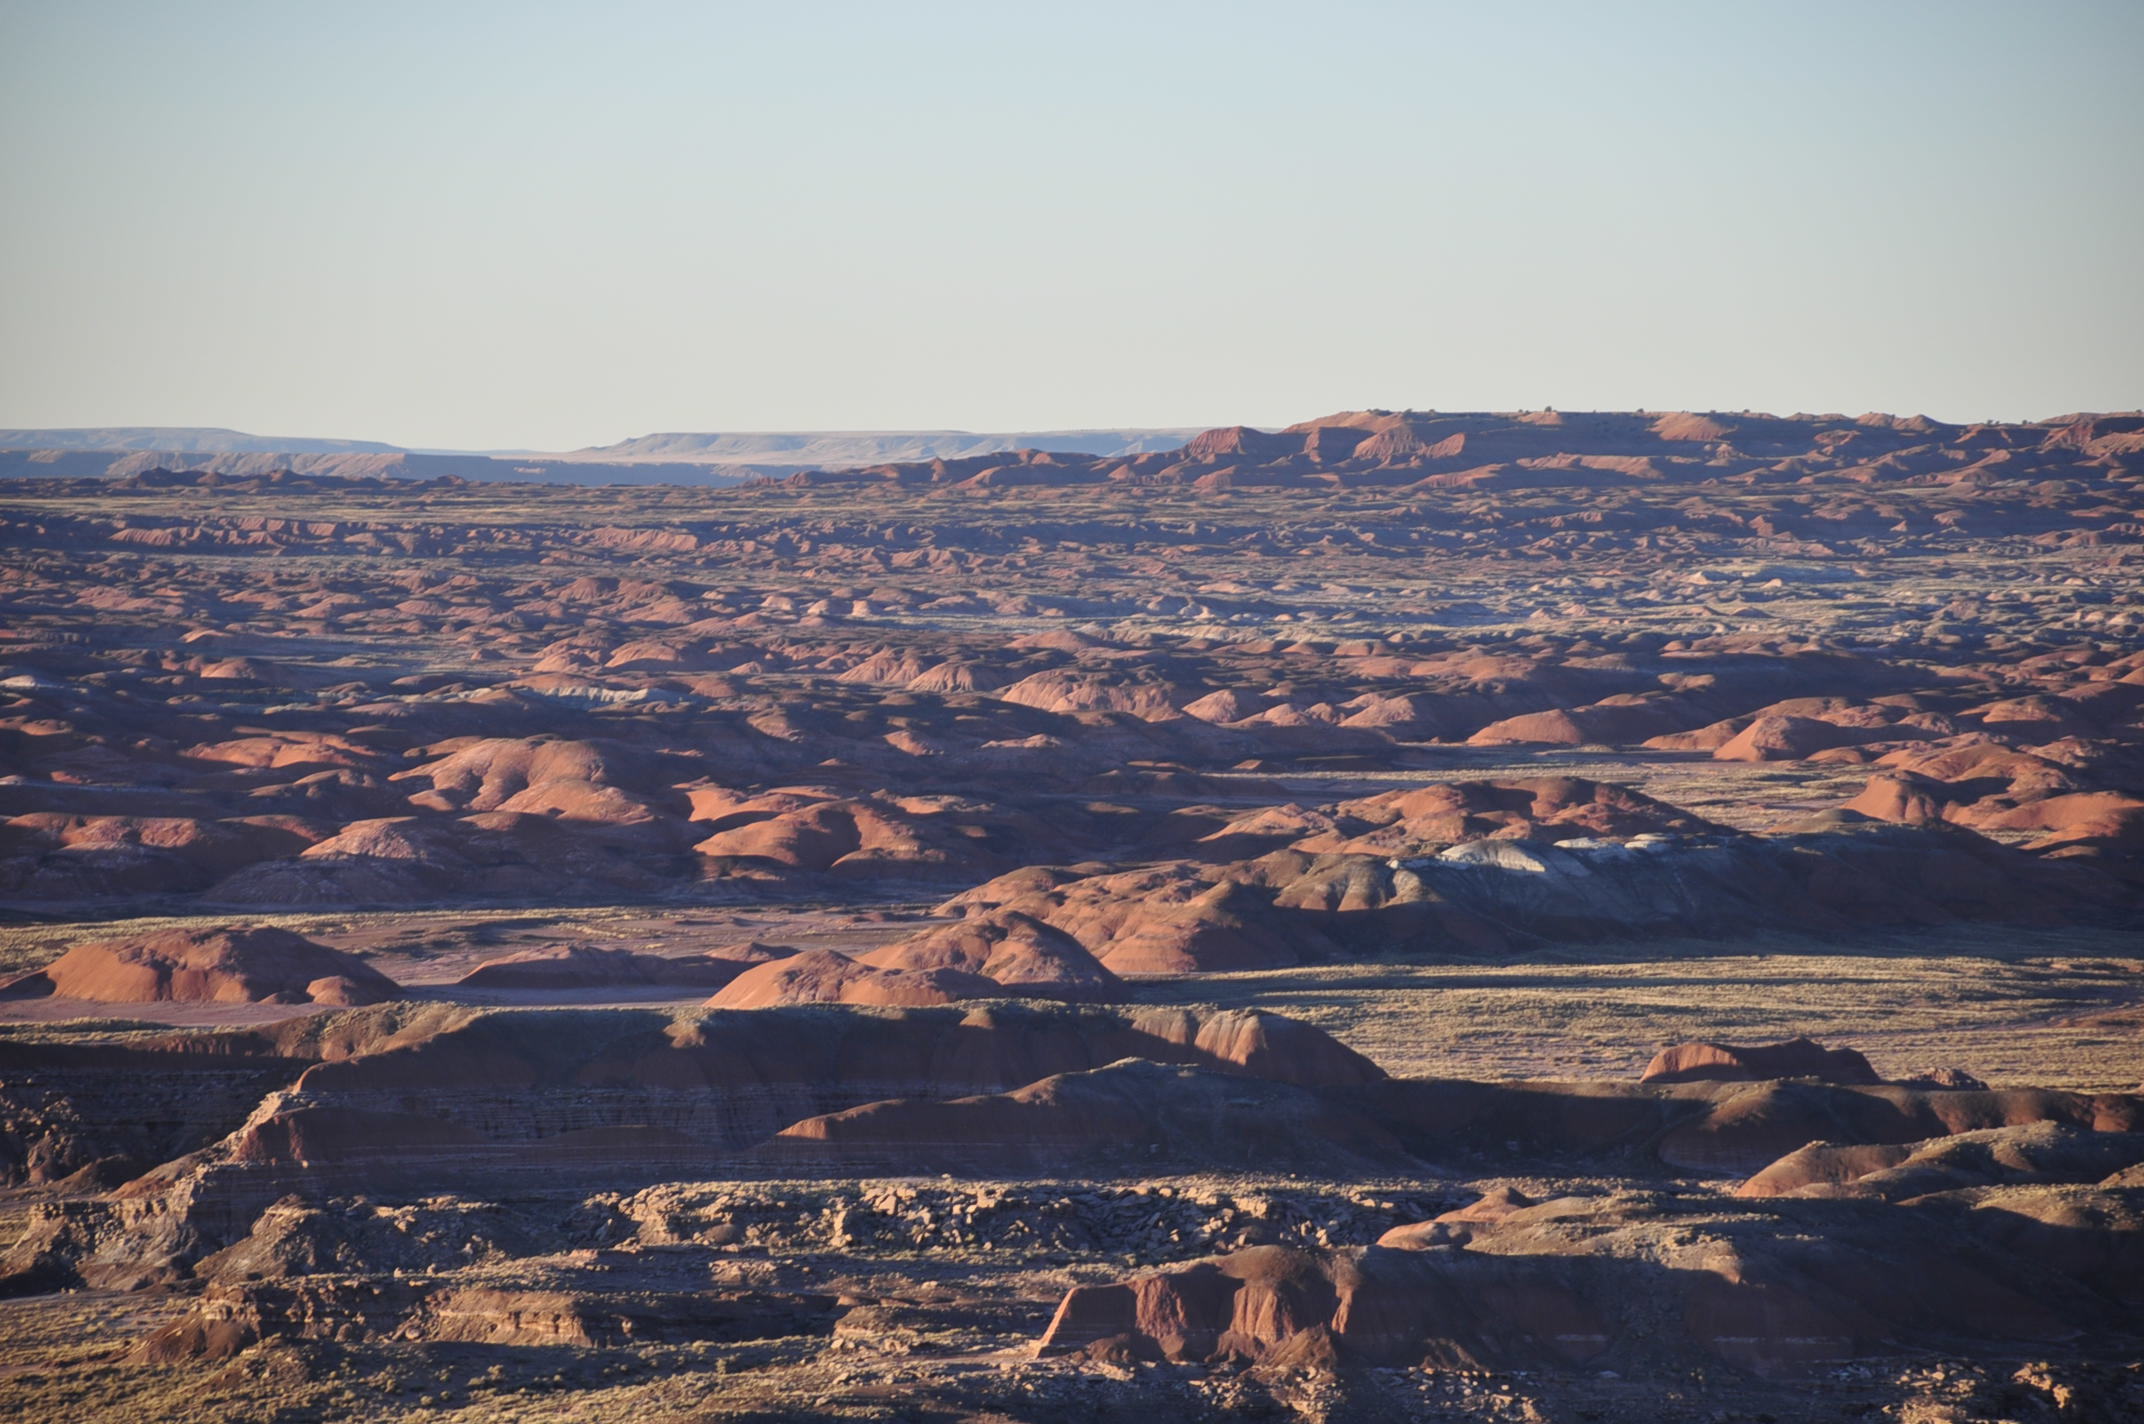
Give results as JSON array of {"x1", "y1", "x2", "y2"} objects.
[{"x1": 2, "y1": 0, "x2": 2139, "y2": 450}]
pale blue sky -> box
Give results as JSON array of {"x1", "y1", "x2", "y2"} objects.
[{"x1": 2, "y1": 0, "x2": 2139, "y2": 450}]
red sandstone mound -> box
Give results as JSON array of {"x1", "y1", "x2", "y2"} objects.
[
  {"x1": 950, "y1": 853, "x2": 1464, "y2": 969},
  {"x1": 692, "y1": 798, "x2": 883, "y2": 869},
  {"x1": 1883, "y1": 741, "x2": 2085, "y2": 797},
  {"x1": 705, "y1": 948, "x2": 1004, "y2": 1008},
  {"x1": 205, "y1": 811, "x2": 676, "y2": 906},
  {"x1": 1733, "y1": 1141, "x2": 1915, "y2": 1198},
  {"x1": 1711, "y1": 713, "x2": 1862, "y2": 762},
  {"x1": 688, "y1": 788, "x2": 1074, "y2": 881},
  {"x1": 904, "y1": 659, "x2": 1006, "y2": 694},
  {"x1": 996, "y1": 668, "x2": 1190, "y2": 721},
  {"x1": 1464, "y1": 699, "x2": 1695, "y2": 748},
  {"x1": 390, "y1": 736, "x2": 679, "y2": 827},
  {"x1": 1837, "y1": 736, "x2": 2144, "y2": 883},
  {"x1": 0, "y1": 927, "x2": 398, "y2": 1006},
  {"x1": 0, "y1": 813, "x2": 326, "y2": 900},
  {"x1": 1640, "y1": 1037, "x2": 1881, "y2": 1085},
  {"x1": 1338, "y1": 1072, "x2": 2144, "y2": 1177},
  {"x1": 858, "y1": 909, "x2": 1123, "y2": 1001},
  {"x1": 1840, "y1": 771, "x2": 1950, "y2": 824},
  {"x1": 1841, "y1": 751, "x2": 2087, "y2": 828},
  {"x1": 757, "y1": 1058, "x2": 1413, "y2": 1175},
  {"x1": 1737, "y1": 1121, "x2": 2144, "y2": 1200},
  {"x1": 1134, "y1": 1005, "x2": 1385, "y2": 1087},
  {"x1": 1644, "y1": 697, "x2": 1948, "y2": 763},
  {"x1": 956, "y1": 809, "x2": 2115, "y2": 976},
  {"x1": 1373, "y1": 1186, "x2": 1536, "y2": 1250},
  {"x1": 1645, "y1": 1077, "x2": 2140, "y2": 1175},
  {"x1": 1966, "y1": 789, "x2": 2144, "y2": 838},
  {"x1": 454, "y1": 943, "x2": 790, "y2": 991},
  {"x1": 1284, "y1": 777, "x2": 1722, "y2": 856},
  {"x1": 182, "y1": 730, "x2": 388, "y2": 774},
  {"x1": 1075, "y1": 879, "x2": 1319, "y2": 975},
  {"x1": 283, "y1": 1000, "x2": 1382, "y2": 1104}
]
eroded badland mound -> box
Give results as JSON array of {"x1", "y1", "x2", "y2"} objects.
[{"x1": 3, "y1": 409, "x2": 2143, "y2": 1421}]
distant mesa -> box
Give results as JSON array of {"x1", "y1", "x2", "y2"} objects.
[
  {"x1": 0, "y1": 426, "x2": 405, "y2": 455},
  {"x1": 0, "y1": 424, "x2": 1204, "y2": 486},
  {"x1": 5, "y1": 408, "x2": 2139, "y2": 489},
  {"x1": 567, "y1": 428, "x2": 1206, "y2": 466}
]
